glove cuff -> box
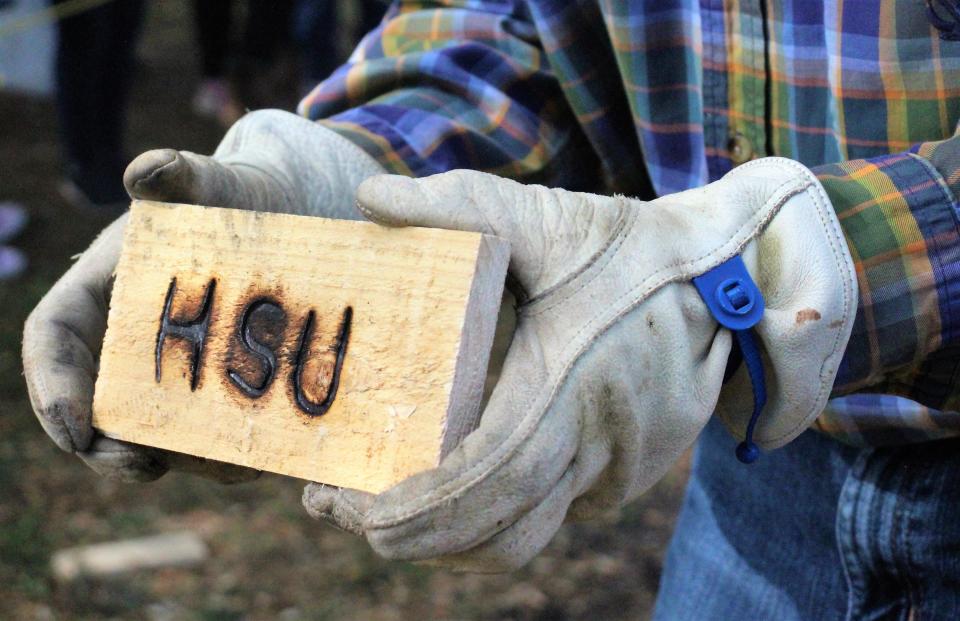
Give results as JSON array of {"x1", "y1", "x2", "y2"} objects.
[{"x1": 714, "y1": 157, "x2": 859, "y2": 449}]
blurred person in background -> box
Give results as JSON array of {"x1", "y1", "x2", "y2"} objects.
[
  {"x1": 191, "y1": 0, "x2": 298, "y2": 126},
  {"x1": 292, "y1": 0, "x2": 386, "y2": 89},
  {"x1": 52, "y1": 0, "x2": 145, "y2": 213},
  {"x1": 22, "y1": 2, "x2": 960, "y2": 619}
]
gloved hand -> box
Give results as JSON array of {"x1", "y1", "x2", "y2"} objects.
[
  {"x1": 22, "y1": 110, "x2": 385, "y2": 482},
  {"x1": 302, "y1": 157, "x2": 858, "y2": 572}
]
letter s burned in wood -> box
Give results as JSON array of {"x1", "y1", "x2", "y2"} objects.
[{"x1": 227, "y1": 298, "x2": 286, "y2": 397}]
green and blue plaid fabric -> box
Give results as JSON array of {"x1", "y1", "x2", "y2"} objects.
[{"x1": 299, "y1": 0, "x2": 960, "y2": 446}]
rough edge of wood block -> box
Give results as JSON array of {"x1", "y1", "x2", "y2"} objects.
[{"x1": 440, "y1": 234, "x2": 510, "y2": 458}]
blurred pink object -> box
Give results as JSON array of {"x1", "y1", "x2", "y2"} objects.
[
  {"x1": 0, "y1": 246, "x2": 26, "y2": 280},
  {"x1": 0, "y1": 201, "x2": 27, "y2": 244},
  {"x1": 192, "y1": 78, "x2": 233, "y2": 123}
]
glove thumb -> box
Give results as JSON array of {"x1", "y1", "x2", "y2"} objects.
[
  {"x1": 355, "y1": 171, "x2": 625, "y2": 300},
  {"x1": 123, "y1": 149, "x2": 291, "y2": 212},
  {"x1": 302, "y1": 483, "x2": 375, "y2": 536}
]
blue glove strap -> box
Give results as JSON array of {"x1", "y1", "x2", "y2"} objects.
[{"x1": 692, "y1": 255, "x2": 767, "y2": 464}]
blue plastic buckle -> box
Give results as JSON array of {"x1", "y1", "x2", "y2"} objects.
[
  {"x1": 692, "y1": 255, "x2": 764, "y2": 331},
  {"x1": 692, "y1": 255, "x2": 767, "y2": 464}
]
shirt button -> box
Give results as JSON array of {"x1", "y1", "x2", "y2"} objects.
[{"x1": 728, "y1": 133, "x2": 753, "y2": 165}]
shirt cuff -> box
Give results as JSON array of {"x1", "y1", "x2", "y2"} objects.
[
  {"x1": 917, "y1": 135, "x2": 960, "y2": 201},
  {"x1": 813, "y1": 149, "x2": 960, "y2": 408},
  {"x1": 814, "y1": 146, "x2": 960, "y2": 432}
]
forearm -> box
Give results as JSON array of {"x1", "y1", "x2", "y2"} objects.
[
  {"x1": 812, "y1": 136, "x2": 960, "y2": 442},
  {"x1": 297, "y1": 2, "x2": 585, "y2": 187}
]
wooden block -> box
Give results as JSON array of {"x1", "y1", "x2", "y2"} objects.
[{"x1": 92, "y1": 201, "x2": 509, "y2": 493}]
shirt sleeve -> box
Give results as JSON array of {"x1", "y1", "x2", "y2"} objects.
[
  {"x1": 811, "y1": 134, "x2": 960, "y2": 445},
  {"x1": 297, "y1": 1, "x2": 592, "y2": 189}
]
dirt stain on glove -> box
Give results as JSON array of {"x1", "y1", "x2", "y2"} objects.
[{"x1": 795, "y1": 308, "x2": 822, "y2": 325}]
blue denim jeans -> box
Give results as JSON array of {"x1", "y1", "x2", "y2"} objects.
[{"x1": 653, "y1": 417, "x2": 960, "y2": 620}]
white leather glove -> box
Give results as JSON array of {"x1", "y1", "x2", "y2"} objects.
[
  {"x1": 302, "y1": 157, "x2": 858, "y2": 572},
  {"x1": 22, "y1": 110, "x2": 385, "y2": 482}
]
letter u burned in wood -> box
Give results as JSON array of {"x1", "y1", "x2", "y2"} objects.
[
  {"x1": 92, "y1": 201, "x2": 509, "y2": 493},
  {"x1": 292, "y1": 307, "x2": 352, "y2": 417}
]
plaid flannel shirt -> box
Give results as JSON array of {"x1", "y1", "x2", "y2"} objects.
[{"x1": 299, "y1": 0, "x2": 960, "y2": 446}]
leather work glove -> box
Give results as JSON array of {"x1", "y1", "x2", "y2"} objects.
[
  {"x1": 22, "y1": 110, "x2": 385, "y2": 482},
  {"x1": 302, "y1": 157, "x2": 858, "y2": 572}
]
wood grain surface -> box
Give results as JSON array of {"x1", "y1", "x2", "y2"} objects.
[{"x1": 92, "y1": 201, "x2": 509, "y2": 493}]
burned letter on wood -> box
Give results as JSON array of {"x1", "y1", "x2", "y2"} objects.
[
  {"x1": 155, "y1": 278, "x2": 216, "y2": 390},
  {"x1": 227, "y1": 298, "x2": 286, "y2": 398},
  {"x1": 292, "y1": 307, "x2": 352, "y2": 417}
]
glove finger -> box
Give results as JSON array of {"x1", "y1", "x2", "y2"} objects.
[
  {"x1": 123, "y1": 149, "x2": 288, "y2": 212},
  {"x1": 356, "y1": 171, "x2": 514, "y2": 233},
  {"x1": 355, "y1": 171, "x2": 624, "y2": 301},
  {"x1": 302, "y1": 483, "x2": 375, "y2": 536},
  {"x1": 420, "y1": 461, "x2": 579, "y2": 573},
  {"x1": 363, "y1": 326, "x2": 579, "y2": 561},
  {"x1": 76, "y1": 436, "x2": 260, "y2": 484},
  {"x1": 77, "y1": 436, "x2": 169, "y2": 482},
  {"x1": 375, "y1": 385, "x2": 616, "y2": 569},
  {"x1": 163, "y1": 452, "x2": 262, "y2": 484},
  {"x1": 22, "y1": 217, "x2": 126, "y2": 453}
]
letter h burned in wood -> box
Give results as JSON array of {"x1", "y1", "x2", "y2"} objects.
[{"x1": 155, "y1": 278, "x2": 216, "y2": 391}]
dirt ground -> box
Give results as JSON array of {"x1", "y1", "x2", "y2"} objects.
[{"x1": 0, "y1": 3, "x2": 688, "y2": 619}]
